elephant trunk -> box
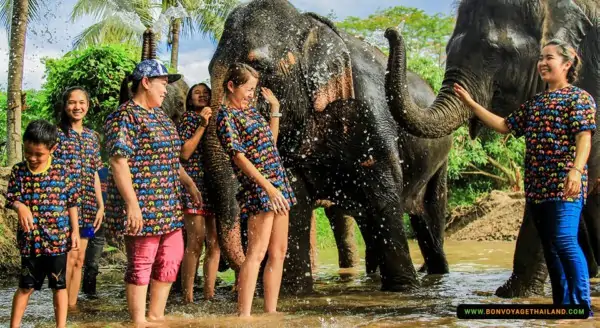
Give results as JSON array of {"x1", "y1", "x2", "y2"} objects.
[
  {"x1": 203, "y1": 66, "x2": 245, "y2": 272},
  {"x1": 384, "y1": 28, "x2": 483, "y2": 138}
]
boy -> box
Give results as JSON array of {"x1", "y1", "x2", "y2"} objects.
[{"x1": 6, "y1": 120, "x2": 80, "y2": 328}]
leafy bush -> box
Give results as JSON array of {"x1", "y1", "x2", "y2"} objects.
[
  {"x1": 42, "y1": 44, "x2": 139, "y2": 138},
  {"x1": 0, "y1": 91, "x2": 53, "y2": 165}
]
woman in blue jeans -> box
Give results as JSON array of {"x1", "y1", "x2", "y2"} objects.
[{"x1": 454, "y1": 39, "x2": 596, "y2": 310}]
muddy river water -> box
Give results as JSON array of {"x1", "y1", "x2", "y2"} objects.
[{"x1": 1, "y1": 240, "x2": 599, "y2": 327}]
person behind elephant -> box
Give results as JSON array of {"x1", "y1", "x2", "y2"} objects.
[
  {"x1": 216, "y1": 63, "x2": 296, "y2": 317},
  {"x1": 53, "y1": 86, "x2": 104, "y2": 309},
  {"x1": 104, "y1": 58, "x2": 202, "y2": 325},
  {"x1": 453, "y1": 39, "x2": 597, "y2": 311},
  {"x1": 177, "y1": 82, "x2": 221, "y2": 303},
  {"x1": 82, "y1": 166, "x2": 109, "y2": 298}
]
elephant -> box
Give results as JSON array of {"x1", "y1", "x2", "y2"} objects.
[
  {"x1": 384, "y1": 0, "x2": 600, "y2": 298},
  {"x1": 202, "y1": 0, "x2": 453, "y2": 294}
]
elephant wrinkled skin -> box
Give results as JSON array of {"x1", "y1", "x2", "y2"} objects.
[
  {"x1": 385, "y1": 0, "x2": 600, "y2": 298},
  {"x1": 203, "y1": 0, "x2": 452, "y2": 294}
]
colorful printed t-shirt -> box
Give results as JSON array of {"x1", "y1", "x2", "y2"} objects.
[
  {"x1": 104, "y1": 100, "x2": 184, "y2": 236},
  {"x1": 505, "y1": 85, "x2": 597, "y2": 203},
  {"x1": 5, "y1": 158, "x2": 79, "y2": 256},
  {"x1": 55, "y1": 127, "x2": 102, "y2": 229},
  {"x1": 177, "y1": 111, "x2": 211, "y2": 214},
  {"x1": 216, "y1": 105, "x2": 296, "y2": 220}
]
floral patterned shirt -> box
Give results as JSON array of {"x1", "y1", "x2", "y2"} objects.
[
  {"x1": 55, "y1": 127, "x2": 102, "y2": 229},
  {"x1": 506, "y1": 85, "x2": 597, "y2": 203},
  {"x1": 104, "y1": 100, "x2": 184, "y2": 236},
  {"x1": 5, "y1": 158, "x2": 79, "y2": 256},
  {"x1": 177, "y1": 111, "x2": 210, "y2": 212}
]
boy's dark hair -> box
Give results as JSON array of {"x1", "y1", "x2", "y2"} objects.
[{"x1": 23, "y1": 120, "x2": 59, "y2": 148}]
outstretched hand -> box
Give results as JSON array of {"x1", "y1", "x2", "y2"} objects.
[{"x1": 453, "y1": 83, "x2": 475, "y2": 107}]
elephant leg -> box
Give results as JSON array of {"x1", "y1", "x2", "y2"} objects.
[
  {"x1": 410, "y1": 163, "x2": 450, "y2": 275},
  {"x1": 324, "y1": 206, "x2": 360, "y2": 269},
  {"x1": 355, "y1": 216, "x2": 378, "y2": 274},
  {"x1": 363, "y1": 170, "x2": 418, "y2": 291},
  {"x1": 582, "y1": 195, "x2": 600, "y2": 277},
  {"x1": 495, "y1": 206, "x2": 547, "y2": 298},
  {"x1": 280, "y1": 169, "x2": 314, "y2": 295}
]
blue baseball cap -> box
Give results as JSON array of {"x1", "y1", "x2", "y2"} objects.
[{"x1": 131, "y1": 59, "x2": 182, "y2": 83}]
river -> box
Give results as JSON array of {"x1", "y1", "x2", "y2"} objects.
[{"x1": 1, "y1": 240, "x2": 597, "y2": 327}]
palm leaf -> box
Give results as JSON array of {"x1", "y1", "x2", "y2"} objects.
[
  {"x1": 1, "y1": 0, "x2": 42, "y2": 32},
  {"x1": 72, "y1": 15, "x2": 144, "y2": 49}
]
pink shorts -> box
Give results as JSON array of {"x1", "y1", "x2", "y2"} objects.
[{"x1": 124, "y1": 229, "x2": 184, "y2": 285}]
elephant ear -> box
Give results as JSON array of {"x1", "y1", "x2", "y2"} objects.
[
  {"x1": 301, "y1": 13, "x2": 355, "y2": 112},
  {"x1": 543, "y1": 0, "x2": 592, "y2": 48}
]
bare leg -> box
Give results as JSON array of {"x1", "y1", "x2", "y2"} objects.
[
  {"x1": 10, "y1": 288, "x2": 34, "y2": 328},
  {"x1": 181, "y1": 214, "x2": 206, "y2": 303},
  {"x1": 53, "y1": 289, "x2": 68, "y2": 328},
  {"x1": 263, "y1": 213, "x2": 289, "y2": 313},
  {"x1": 147, "y1": 280, "x2": 173, "y2": 321},
  {"x1": 204, "y1": 215, "x2": 221, "y2": 300},
  {"x1": 237, "y1": 212, "x2": 275, "y2": 317},
  {"x1": 67, "y1": 238, "x2": 89, "y2": 308},
  {"x1": 126, "y1": 283, "x2": 149, "y2": 325}
]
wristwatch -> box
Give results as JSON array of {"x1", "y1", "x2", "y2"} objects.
[{"x1": 270, "y1": 112, "x2": 282, "y2": 118}]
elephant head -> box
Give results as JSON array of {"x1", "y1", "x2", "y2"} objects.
[
  {"x1": 385, "y1": 0, "x2": 594, "y2": 139},
  {"x1": 162, "y1": 78, "x2": 189, "y2": 123},
  {"x1": 205, "y1": 0, "x2": 356, "y2": 271}
]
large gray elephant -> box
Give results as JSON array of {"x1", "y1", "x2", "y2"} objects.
[
  {"x1": 384, "y1": 0, "x2": 600, "y2": 297},
  {"x1": 202, "y1": 0, "x2": 452, "y2": 294}
]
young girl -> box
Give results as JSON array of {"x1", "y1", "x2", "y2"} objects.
[
  {"x1": 54, "y1": 87, "x2": 104, "y2": 309},
  {"x1": 454, "y1": 39, "x2": 596, "y2": 311},
  {"x1": 216, "y1": 63, "x2": 296, "y2": 317},
  {"x1": 178, "y1": 83, "x2": 221, "y2": 302}
]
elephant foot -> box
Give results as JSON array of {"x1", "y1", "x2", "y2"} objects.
[
  {"x1": 426, "y1": 261, "x2": 449, "y2": 275},
  {"x1": 418, "y1": 264, "x2": 428, "y2": 273},
  {"x1": 495, "y1": 273, "x2": 545, "y2": 298},
  {"x1": 380, "y1": 281, "x2": 419, "y2": 292}
]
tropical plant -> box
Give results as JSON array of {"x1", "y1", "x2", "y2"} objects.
[{"x1": 70, "y1": 0, "x2": 237, "y2": 70}]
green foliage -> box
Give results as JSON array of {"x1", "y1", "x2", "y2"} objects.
[
  {"x1": 337, "y1": 6, "x2": 455, "y2": 69},
  {"x1": 0, "y1": 90, "x2": 53, "y2": 165},
  {"x1": 42, "y1": 44, "x2": 138, "y2": 138},
  {"x1": 448, "y1": 126, "x2": 525, "y2": 207}
]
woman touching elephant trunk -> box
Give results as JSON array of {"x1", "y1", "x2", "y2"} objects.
[
  {"x1": 455, "y1": 39, "x2": 596, "y2": 311},
  {"x1": 384, "y1": 28, "x2": 486, "y2": 139}
]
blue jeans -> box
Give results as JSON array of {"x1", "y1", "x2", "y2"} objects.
[{"x1": 529, "y1": 198, "x2": 591, "y2": 310}]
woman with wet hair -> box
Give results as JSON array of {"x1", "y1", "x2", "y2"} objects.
[{"x1": 216, "y1": 62, "x2": 296, "y2": 317}]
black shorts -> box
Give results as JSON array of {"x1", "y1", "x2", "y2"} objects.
[{"x1": 19, "y1": 254, "x2": 67, "y2": 290}]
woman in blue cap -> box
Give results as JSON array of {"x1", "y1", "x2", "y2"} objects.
[{"x1": 104, "y1": 59, "x2": 201, "y2": 325}]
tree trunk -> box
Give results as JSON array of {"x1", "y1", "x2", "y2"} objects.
[
  {"x1": 170, "y1": 18, "x2": 181, "y2": 71},
  {"x1": 6, "y1": 0, "x2": 29, "y2": 166}
]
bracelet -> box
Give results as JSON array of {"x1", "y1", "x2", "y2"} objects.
[
  {"x1": 570, "y1": 167, "x2": 584, "y2": 175},
  {"x1": 270, "y1": 112, "x2": 282, "y2": 118}
]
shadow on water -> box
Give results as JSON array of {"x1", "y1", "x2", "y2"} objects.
[{"x1": 1, "y1": 240, "x2": 599, "y2": 327}]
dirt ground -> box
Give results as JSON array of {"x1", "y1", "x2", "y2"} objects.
[{"x1": 445, "y1": 190, "x2": 525, "y2": 241}]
